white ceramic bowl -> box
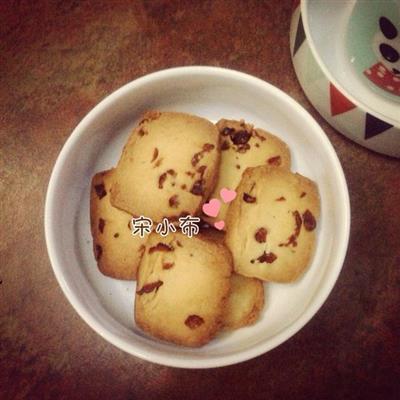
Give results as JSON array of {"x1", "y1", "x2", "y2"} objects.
[
  {"x1": 45, "y1": 66, "x2": 350, "y2": 368},
  {"x1": 290, "y1": 0, "x2": 400, "y2": 157}
]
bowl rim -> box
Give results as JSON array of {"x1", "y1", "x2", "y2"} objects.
[
  {"x1": 44, "y1": 65, "x2": 351, "y2": 368},
  {"x1": 301, "y1": 0, "x2": 400, "y2": 128}
]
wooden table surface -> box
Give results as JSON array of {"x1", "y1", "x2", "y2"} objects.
[{"x1": 1, "y1": 1, "x2": 399, "y2": 399}]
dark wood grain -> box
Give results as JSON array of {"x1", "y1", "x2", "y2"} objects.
[{"x1": 1, "y1": 1, "x2": 399, "y2": 399}]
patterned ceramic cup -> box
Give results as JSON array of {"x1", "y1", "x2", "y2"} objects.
[{"x1": 291, "y1": 0, "x2": 400, "y2": 157}]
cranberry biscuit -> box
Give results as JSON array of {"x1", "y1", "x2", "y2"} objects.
[
  {"x1": 196, "y1": 222, "x2": 265, "y2": 330},
  {"x1": 90, "y1": 169, "x2": 146, "y2": 280},
  {"x1": 111, "y1": 111, "x2": 220, "y2": 222},
  {"x1": 135, "y1": 232, "x2": 232, "y2": 347},
  {"x1": 205, "y1": 119, "x2": 291, "y2": 224},
  {"x1": 223, "y1": 274, "x2": 265, "y2": 330},
  {"x1": 225, "y1": 165, "x2": 320, "y2": 282}
]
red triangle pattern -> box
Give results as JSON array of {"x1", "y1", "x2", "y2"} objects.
[{"x1": 329, "y1": 83, "x2": 356, "y2": 116}]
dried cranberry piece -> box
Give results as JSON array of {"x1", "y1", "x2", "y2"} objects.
[
  {"x1": 163, "y1": 262, "x2": 174, "y2": 270},
  {"x1": 279, "y1": 211, "x2": 302, "y2": 247},
  {"x1": 169, "y1": 195, "x2": 179, "y2": 208},
  {"x1": 267, "y1": 156, "x2": 281, "y2": 166},
  {"x1": 148, "y1": 243, "x2": 173, "y2": 254},
  {"x1": 303, "y1": 209, "x2": 316, "y2": 231},
  {"x1": 243, "y1": 193, "x2": 256, "y2": 203},
  {"x1": 94, "y1": 183, "x2": 107, "y2": 199},
  {"x1": 185, "y1": 315, "x2": 204, "y2": 329},
  {"x1": 137, "y1": 280, "x2": 163, "y2": 295},
  {"x1": 221, "y1": 127, "x2": 235, "y2": 136},
  {"x1": 98, "y1": 218, "x2": 105, "y2": 233},
  {"x1": 255, "y1": 227, "x2": 267, "y2": 243},
  {"x1": 191, "y1": 180, "x2": 204, "y2": 196},
  {"x1": 256, "y1": 251, "x2": 277, "y2": 263},
  {"x1": 158, "y1": 173, "x2": 167, "y2": 189},
  {"x1": 231, "y1": 130, "x2": 251, "y2": 145},
  {"x1": 203, "y1": 143, "x2": 215, "y2": 151}
]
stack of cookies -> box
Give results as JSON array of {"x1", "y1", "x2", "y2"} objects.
[{"x1": 90, "y1": 111, "x2": 320, "y2": 347}]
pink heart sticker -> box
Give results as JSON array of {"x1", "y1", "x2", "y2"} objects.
[
  {"x1": 214, "y1": 220, "x2": 225, "y2": 230},
  {"x1": 202, "y1": 198, "x2": 221, "y2": 217},
  {"x1": 220, "y1": 188, "x2": 237, "y2": 203}
]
